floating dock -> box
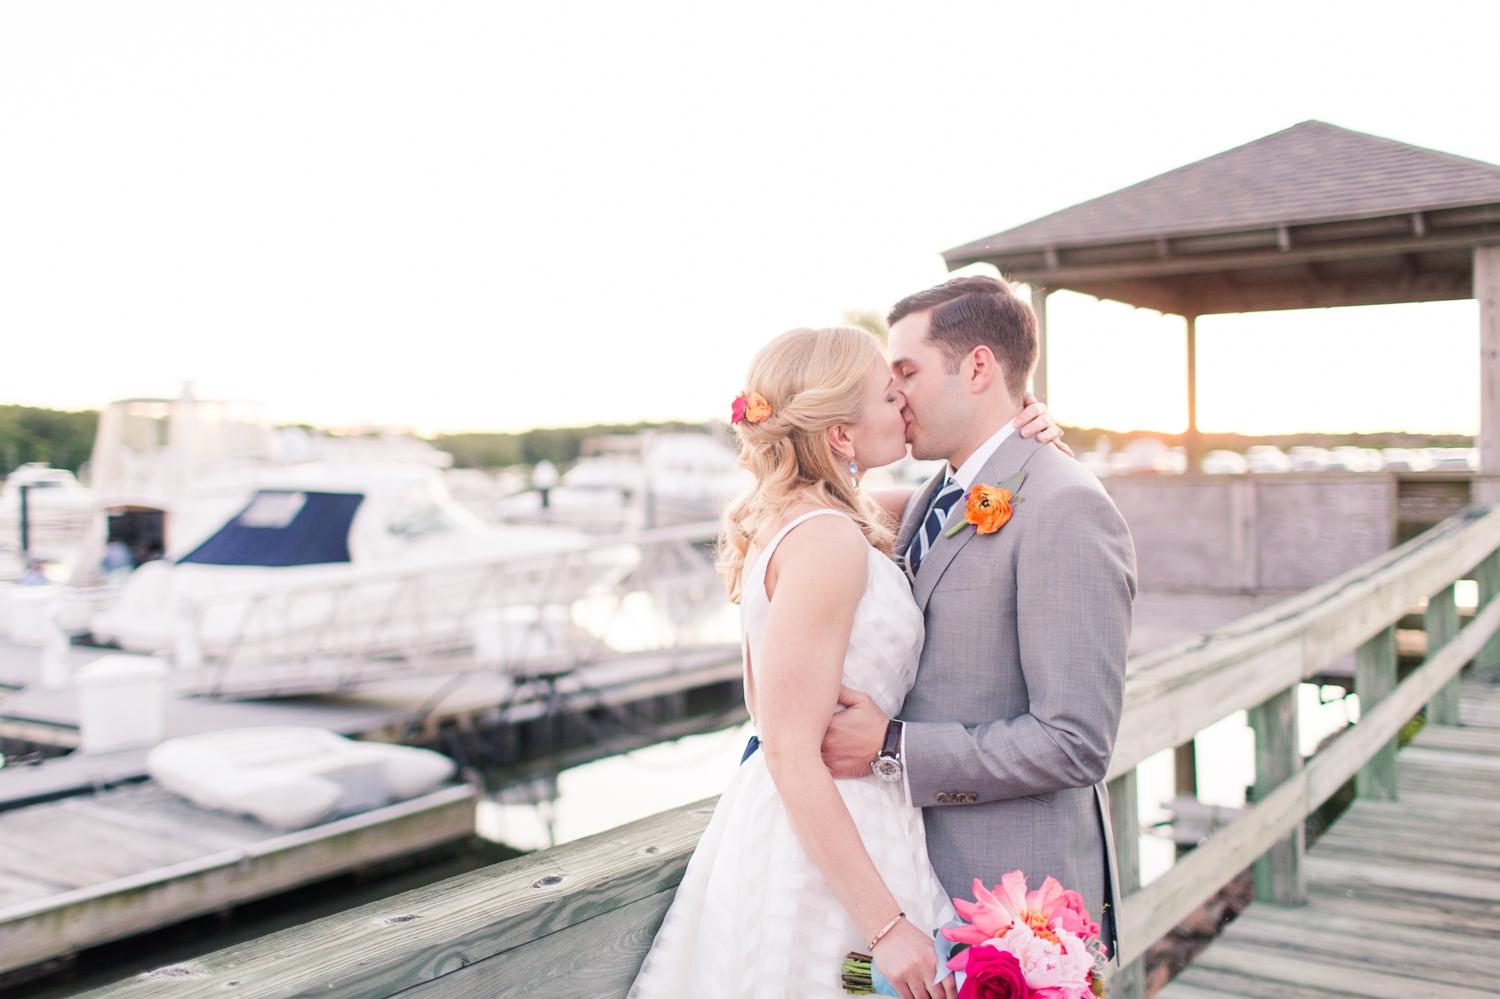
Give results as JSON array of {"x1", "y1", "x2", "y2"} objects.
[
  {"x1": 0, "y1": 780, "x2": 476, "y2": 978},
  {"x1": 0, "y1": 633, "x2": 741, "y2": 982}
]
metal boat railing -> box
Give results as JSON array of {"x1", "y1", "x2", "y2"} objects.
[{"x1": 176, "y1": 520, "x2": 731, "y2": 698}]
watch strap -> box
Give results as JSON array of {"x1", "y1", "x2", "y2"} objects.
[{"x1": 880, "y1": 719, "x2": 903, "y2": 759}]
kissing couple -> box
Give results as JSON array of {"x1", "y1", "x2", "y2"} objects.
[{"x1": 631, "y1": 276, "x2": 1137, "y2": 998}]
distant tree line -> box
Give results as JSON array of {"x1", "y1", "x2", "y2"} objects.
[
  {"x1": 0, "y1": 405, "x2": 98, "y2": 476},
  {"x1": 1057, "y1": 425, "x2": 1473, "y2": 454},
  {"x1": 433, "y1": 421, "x2": 717, "y2": 469},
  {"x1": 0, "y1": 401, "x2": 1475, "y2": 482},
  {"x1": 0, "y1": 407, "x2": 720, "y2": 480}
]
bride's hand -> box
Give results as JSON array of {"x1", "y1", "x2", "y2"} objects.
[
  {"x1": 872, "y1": 917, "x2": 950, "y2": 999},
  {"x1": 1014, "y1": 391, "x2": 1074, "y2": 457}
]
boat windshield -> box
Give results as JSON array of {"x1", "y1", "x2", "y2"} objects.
[{"x1": 179, "y1": 491, "x2": 364, "y2": 566}]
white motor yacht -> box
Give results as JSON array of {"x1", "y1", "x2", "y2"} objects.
[
  {"x1": 71, "y1": 389, "x2": 635, "y2": 673},
  {"x1": 89, "y1": 460, "x2": 637, "y2": 664},
  {"x1": 0, "y1": 464, "x2": 96, "y2": 580}
]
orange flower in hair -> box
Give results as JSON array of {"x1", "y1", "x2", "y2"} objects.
[{"x1": 731, "y1": 391, "x2": 772, "y2": 424}]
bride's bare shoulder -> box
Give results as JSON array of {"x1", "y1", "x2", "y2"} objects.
[{"x1": 761, "y1": 506, "x2": 867, "y2": 597}]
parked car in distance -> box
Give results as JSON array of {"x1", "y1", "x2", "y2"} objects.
[
  {"x1": 1245, "y1": 445, "x2": 1291, "y2": 473},
  {"x1": 1200, "y1": 450, "x2": 1249, "y2": 475},
  {"x1": 1287, "y1": 446, "x2": 1330, "y2": 471},
  {"x1": 1329, "y1": 446, "x2": 1383, "y2": 472}
]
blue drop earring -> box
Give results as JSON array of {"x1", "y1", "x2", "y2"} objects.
[{"x1": 849, "y1": 458, "x2": 859, "y2": 483}]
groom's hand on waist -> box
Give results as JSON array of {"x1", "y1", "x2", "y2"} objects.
[{"x1": 821, "y1": 685, "x2": 888, "y2": 779}]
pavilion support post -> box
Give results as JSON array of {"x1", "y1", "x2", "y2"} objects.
[
  {"x1": 1184, "y1": 314, "x2": 1200, "y2": 471},
  {"x1": 1106, "y1": 769, "x2": 1144, "y2": 999},
  {"x1": 1249, "y1": 685, "x2": 1305, "y2": 905},
  {"x1": 1031, "y1": 286, "x2": 1050, "y2": 405},
  {"x1": 1426, "y1": 584, "x2": 1461, "y2": 726},
  {"x1": 1478, "y1": 246, "x2": 1500, "y2": 500},
  {"x1": 1355, "y1": 626, "x2": 1398, "y2": 800}
]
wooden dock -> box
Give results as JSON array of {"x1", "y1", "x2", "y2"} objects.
[
  {"x1": 0, "y1": 643, "x2": 742, "y2": 799},
  {"x1": 0, "y1": 781, "x2": 477, "y2": 977},
  {"x1": 59, "y1": 504, "x2": 1500, "y2": 999},
  {"x1": 1157, "y1": 675, "x2": 1500, "y2": 999}
]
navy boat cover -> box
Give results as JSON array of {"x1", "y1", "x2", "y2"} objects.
[{"x1": 180, "y1": 491, "x2": 364, "y2": 566}]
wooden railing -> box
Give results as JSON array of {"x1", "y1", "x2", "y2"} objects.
[
  {"x1": 1103, "y1": 502, "x2": 1500, "y2": 998},
  {"x1": 78, "y1": 506, "x2": 1500, "y2": 999}
]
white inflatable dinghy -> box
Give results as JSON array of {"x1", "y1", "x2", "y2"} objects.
[{"x1": 147, "y1": 726, "x2": 456, "y2": 829}]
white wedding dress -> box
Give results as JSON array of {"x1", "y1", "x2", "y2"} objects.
[{"x1": 629, "y1": 509, "x2": 956, "y2": 998}]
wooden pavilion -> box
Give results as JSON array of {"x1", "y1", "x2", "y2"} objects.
[{"x1": 943, "y1": 120, "x2": 1500, "y2": 486}]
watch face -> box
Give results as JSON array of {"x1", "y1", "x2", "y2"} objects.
[{"x1": 871, "y1": 757, "x2": 903, "y2": 782}]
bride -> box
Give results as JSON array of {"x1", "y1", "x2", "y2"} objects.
[{"x1": 629, "y1": 326, "x2": 1058, "y2": 999}]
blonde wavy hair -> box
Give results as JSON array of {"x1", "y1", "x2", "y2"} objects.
[{"x1": 718, "y1": 326, "x2": 896, "y2": 603}]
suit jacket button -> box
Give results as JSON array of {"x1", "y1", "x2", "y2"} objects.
[{"x1": 935, "y1": 792, "x2": 952, "y2": 803}]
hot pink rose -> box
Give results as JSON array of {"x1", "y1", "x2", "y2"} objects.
[{"x1": 957, "y1": 947, "x2": 1031, "y2": 999}]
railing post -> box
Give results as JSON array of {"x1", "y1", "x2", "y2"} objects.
[
  {"x1": 1475, "y1": 549, "x2": 1500, "y2": 679},
  {"x1": 1173, "y1": 739, "x2": 1197, "y2": 858},
  {"x1": 1355, "y1": 626, "x2": 1398, "y2": 801},
  {"x1": 1425, "y1": 583, "x2": 1461, "y2": 726},
  {"x1": 1249, "y1": 685, "x2": 1305, "y2": 904},
  {"x1": 1106, "y1": 769, "x2": 1145, "y2": 999},
  {"x1": 1173, "y1": 740, "x2": 1197, "y2": 799}
]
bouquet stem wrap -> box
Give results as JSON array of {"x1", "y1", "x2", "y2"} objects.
[{"x1": 841, "y1": 927, "x2": 965, "y2": 995}]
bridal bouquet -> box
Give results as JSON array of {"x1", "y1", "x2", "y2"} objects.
[{"x1": 843, "y1": 872, "x2": 1106, "y2": 998}]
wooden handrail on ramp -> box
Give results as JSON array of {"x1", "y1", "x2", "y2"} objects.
[{"x1": 72, "y1": 507, "x2": 1500, "y2": 999}]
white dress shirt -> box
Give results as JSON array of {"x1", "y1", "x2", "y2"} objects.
[
  {"x1": 898, "y1": 418, "x2": 1016, "y2": 802},
  {"x1": 949, "y1": 419, "x2": 1016, "y2": 489}
]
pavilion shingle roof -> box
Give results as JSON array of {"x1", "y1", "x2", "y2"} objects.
[{"x1": 945, "y1": 121, "x2": 1500, "y2": 263}]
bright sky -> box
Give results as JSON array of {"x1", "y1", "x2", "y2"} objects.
[{"x1": 0, "y1": 2, "x2": 1493, "y2": 436}]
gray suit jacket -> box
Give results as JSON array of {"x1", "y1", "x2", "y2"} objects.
[{"x1": 896, "y1": 431, "x2": 1136, "y2": 943}]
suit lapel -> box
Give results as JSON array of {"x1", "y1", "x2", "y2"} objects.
[{"x1": 913, "y1": 431, "x2": 1044, "y2": 611}]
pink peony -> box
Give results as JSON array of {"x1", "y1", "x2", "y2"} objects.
[
  {"x1": 999, "y1": 922, "x2": 1094, "y2": 993},
  {"x1": 944, "y1": 872, "x2": 1100, "y2": 951},
  {"x1": 946, "y1": 878, "x2": 1018, "y2": 946},
  {"x1": 1051, "y1": 890, "x2": 1100, "y2": 940},
  {"x1": 956, "y1": 946, "x2": 1030, "y2": 999}
]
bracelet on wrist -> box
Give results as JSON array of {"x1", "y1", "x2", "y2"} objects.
[{"x1": 867, "y1": 911, "x2": 905, "y2": 952}]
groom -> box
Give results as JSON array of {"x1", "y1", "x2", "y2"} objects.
[{"x1": 823, "y1": 275, "x2": 1136, "y2": 950}]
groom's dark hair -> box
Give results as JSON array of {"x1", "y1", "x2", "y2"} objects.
[{"x1": 887, "y1": 275, "x2": 1037, "y2": 403}]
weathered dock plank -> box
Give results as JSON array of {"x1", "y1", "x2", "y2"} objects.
[
  {"x1": 1158, "y1": 677, "x2": 1500, "y2": 999},
  {"x1": 68, "y1": 798, "x2": 715, "y2": 999},
  {"x1": 0, "y1": 783, "x2": 476, "y2": 975}
]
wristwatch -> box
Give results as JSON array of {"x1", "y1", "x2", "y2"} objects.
[{"x1": 870, "y1": 719, "x2": 904, "y2": 782}]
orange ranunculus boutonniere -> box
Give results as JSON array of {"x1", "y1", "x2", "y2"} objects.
[
  {"x1": 945, "y1": 470, "x2": 1027, "y2": 538},
  {"x1": 965, "y1": 485, "x2": 1013, "y2": 533}
]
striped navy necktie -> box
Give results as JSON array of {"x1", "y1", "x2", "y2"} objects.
[{"x1": 907, "y1": 477, "x2": 965, "y2": 574}]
